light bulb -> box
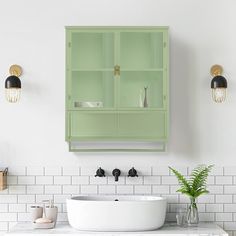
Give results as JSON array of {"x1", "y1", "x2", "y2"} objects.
[
  {"x1": 5, "y1": 88, "x2": 21, "y2": 103},
  {"x1": 212, "y1": 88, "x2": 226, "y2": 103}
]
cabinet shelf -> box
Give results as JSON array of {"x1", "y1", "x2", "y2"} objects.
[
  {"x1": 67, "y1": 108, "x2": 166, "y2": 112},
  {"x1": 69, "y1": 136, "x2": 167, "y2": 141},
  {"x1": 71, "y1": 68, "x2": 164, "y2": 73},
  {"x1": 121, "y1": 68, "x2": 164, "y2": 72},
  {"x1": 114, "y1": 108, "x2": 166, "y2": 112},
  {"x1": 71, "y1": 68, "x2": 113, "y2": 72},
  {"x1": 68, "y1": 108, "x2": 116, "y2": 111}
]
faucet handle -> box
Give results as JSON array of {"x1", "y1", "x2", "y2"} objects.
[
  {"x1": 95, "y1": 167, "x2": 105, "y2": 177},
  {"x1": 128, "y1": 167, "x2": 138, "y2": 177}
]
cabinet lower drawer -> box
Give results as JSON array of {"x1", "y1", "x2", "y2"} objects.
[
  {"x1": 118, "y1": 111, "x2": 166, "y2": 139},
  {"x1": 68, "y1": 111, "x2": 167, "y2": 141},
  {"x1": 70, "y1": 112, "x2": 117, "y2": 138}
]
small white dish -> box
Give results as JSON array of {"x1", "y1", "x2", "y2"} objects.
[{"x1": 32, "y1": 222, "x2": 55, "y2": 229}]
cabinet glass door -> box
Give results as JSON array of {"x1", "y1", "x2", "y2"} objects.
[
  {"x1": 118, "y1": 31, "x2": 165, "y2": 109},
  {"x1": 69, "y1": 32, "x2": 115, "y2": 109}
]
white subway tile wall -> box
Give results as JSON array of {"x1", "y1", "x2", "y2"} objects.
[{"x1": 0, "y1": 165, "x2": 236, "y2": 235}]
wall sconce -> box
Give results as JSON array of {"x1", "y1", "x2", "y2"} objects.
[
  {"x1": 5, "y1": 65, "x2": 22, "y2": 103},
  {"x1": 210, "y1": 64, "x2": 227, "y2": 103}
]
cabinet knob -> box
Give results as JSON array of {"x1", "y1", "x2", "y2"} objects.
[{"x1": 114, "y1": 65, "x2": 120, "y2": 76}]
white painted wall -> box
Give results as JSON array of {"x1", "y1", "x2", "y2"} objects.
[{"x1": 0, "y1": 0, "x2": 235, "y2": 167}]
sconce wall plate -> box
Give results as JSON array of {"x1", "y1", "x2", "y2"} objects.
[
  {"x1": 9, "y1": 65, "x2": 22, "y2": 77},
  {"x1": 210, "y1": 64, "x2": 223, "y2": 77}
]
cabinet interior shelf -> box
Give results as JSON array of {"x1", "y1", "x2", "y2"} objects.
[
  {"x1": 68, "y1": 108, "x2": 166, "y2": 112},
  {"x1": 68, "y1": 137, "x2": 167, "y2": 141},
  {"x1": 71, "y1": 68, "x2": 165, "y2": 72},
  {"x1": 71, "y1": 68, "x2": 113, "y2": 72}
]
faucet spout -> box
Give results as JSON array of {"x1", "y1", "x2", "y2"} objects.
[
  {"x1": 115, "y1": 175, "x2": 119, "y2": 182},
  {"x1": 112, "y1": 169, "x2": 121, "y2": 182}
]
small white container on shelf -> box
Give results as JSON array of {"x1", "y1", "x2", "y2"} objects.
[
  {"x1": 45, "y1": 206, "x2": 58, "y2": 225},
  {"x1": 30, "y1": 206, "x2": 43, "y2": 222}
]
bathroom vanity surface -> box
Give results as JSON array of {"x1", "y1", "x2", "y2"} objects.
[{"x1": 6, "y1": 223, "x2": 228, "y2": 236}]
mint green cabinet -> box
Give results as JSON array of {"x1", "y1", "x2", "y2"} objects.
[{"x1": 66, "y1": 27, "x2": 169, "y2": 151}]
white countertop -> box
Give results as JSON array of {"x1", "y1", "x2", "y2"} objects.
[{"x1": 5, "y1": 223, "x2": 228, "y2": 236}]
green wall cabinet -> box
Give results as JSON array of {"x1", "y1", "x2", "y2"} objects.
[{"x1": 66, "y1": 27, "x2": 169, "y2": 151}]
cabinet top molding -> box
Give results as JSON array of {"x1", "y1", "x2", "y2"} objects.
[{"x1": 65, "y1": 26, "x2": 169, "y2": 30}]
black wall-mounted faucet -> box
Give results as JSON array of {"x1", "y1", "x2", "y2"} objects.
[
  {"x1": 128, "y1": 167, "x2": 138, "y2": 177},
  {"x1": 95, "y1": 167, "x2": 105, "y2": 177},
  {"x1": 112, "y1": 168, "x2": 121, "y2": 182}
]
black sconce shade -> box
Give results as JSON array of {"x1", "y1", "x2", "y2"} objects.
[
  {"x1": 5, "y1": 75, "x2": 21, "y2": 89},
  {"x1": 211, "y1": 75, "x2": 227, "y2": 89}
]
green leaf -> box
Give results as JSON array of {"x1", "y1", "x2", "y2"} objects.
[
  {"x1": 169, "y1": 165, "x2": 214, "y2": 199},
  {"x1": 190, "y1": 165, "x2": 214, "y2": 193},
  {"x1": 194, "y1": 190, "x2": 209, "y2": 198},
  {"x1": 179, "y1": 191, "x2": 195, "y2": 198},
  {"x1": 169, "y1": 167, "x2": 191, "y2": 193}
]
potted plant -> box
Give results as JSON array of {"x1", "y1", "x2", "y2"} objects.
[{"x1": 169, "y1": 165, "x2": 213, "y2": 226}]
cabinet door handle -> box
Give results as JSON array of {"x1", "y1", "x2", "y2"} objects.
[{"x1": 114, "y1": 65, "x2": 120, "y2": 76}]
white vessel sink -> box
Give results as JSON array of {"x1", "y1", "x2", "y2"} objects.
[{"x1": 67, "y1": 195, "x2": 167, "y2": 232}]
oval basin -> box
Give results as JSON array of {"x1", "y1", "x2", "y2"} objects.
[{"x1": 67, "y1": 195, "x2": 167, "y2": 231}]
